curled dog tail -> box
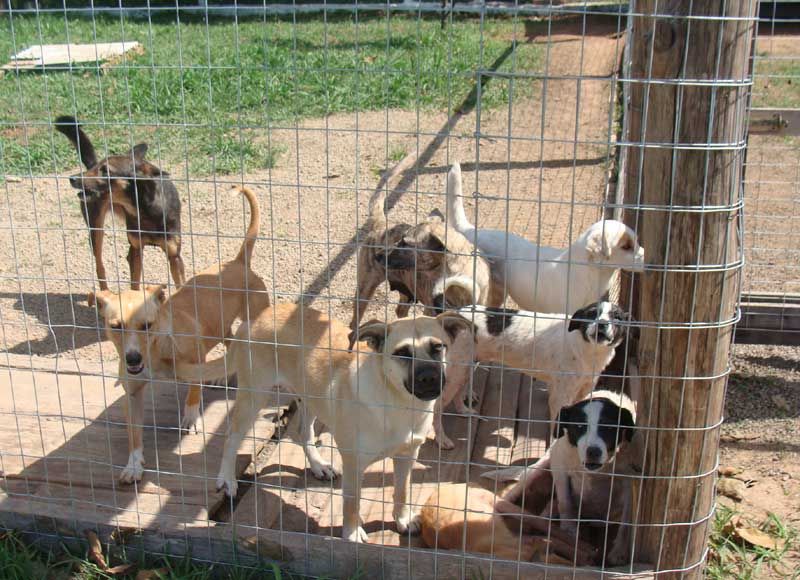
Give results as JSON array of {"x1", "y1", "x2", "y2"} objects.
[
  {"x1": 446, "y1": 162, "x2": 475, "y2": 238},
  {"x1": 367, "y1": 188, "x2": 388, "y2": 233},
  {"x1": 175, "y1": 355, "x2": 230, "y2": 386},
  {"x1": 233, "y1": 185, "x2": 261, "y2": 263},
  {"x1": 54, "y1": 115, "x2": 98, "y2": 168}
]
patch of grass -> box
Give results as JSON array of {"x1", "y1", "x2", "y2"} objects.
[
  {"x1": 753, "y1": 57, "x2": 800, "y2": 108},
  {"x1": 0, "y1": 13, "x2": 541, "y2": 176},
  {"x1": 706, "y1": 505, "x2": 798, "y2": 579},
  {"x1": 0, "y1": 530, "x2": 335, "y2": 579},
  {"x1": 388, "y1": 144, "x2": 407, "y2": 164}
]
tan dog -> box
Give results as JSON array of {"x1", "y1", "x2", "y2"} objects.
[
  {"x1": 349, "y1": 187, "x2": 501, "y2": 349},
  {"x1": 177, "y1": 304, "x2": 473, "y2": 542},
  {"x1": 419, "y1": 483, "x2": 597, "y2": 565},
  {"x1": 93, "y1": 186, "x2": 269, "y2": 483}
]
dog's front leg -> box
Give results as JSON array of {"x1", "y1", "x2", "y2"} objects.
[
  {"x1": 340, "y1": 451, "x2": 368, "y2": 543},
  {"x1": 553, "y1": 471, "x2": 578, "y2": 537},
  {"x1": 299, "y1": 406, "x2": 339, "y2": 480},
  {"x1": 217, "y1": 390, "x2": 263, "y2": 497},
  {"x1": 393, "y1": 445, "x2": 421, "y2": 535},
  {"x1": 120, "y1": 379, "x2": 146, "y2": 483},
  {"x1": 607, "y1": 480, "x2": 632, "y2": 566}
]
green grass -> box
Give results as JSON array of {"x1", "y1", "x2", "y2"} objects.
[
  {"x1": 706, "y1": 505, "x2": 798, "y2": 580},
  {"x1": 753, "y1": 55, "x2": 800, "y2": 109},
  {"x1": 0, "y1": 13, "x2": 541, "y2": 177},
  {"x1": 0, "y1": 530, "x2": 334, "y2": 579}
]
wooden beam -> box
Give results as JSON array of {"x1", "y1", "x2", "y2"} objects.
[
  {"x1": 624, "y1": 2, "x2": 756, "y2": 577},
  {"x1": 735, "y1": 292, "x2": 800, "y2": 345}
]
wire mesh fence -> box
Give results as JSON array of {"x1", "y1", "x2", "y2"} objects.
[{"x1": 0, "y1": 1, "x2": 758, "y2": 578}]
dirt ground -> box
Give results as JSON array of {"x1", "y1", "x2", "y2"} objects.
[{"x1": 0, "y1": 16, "x2": 798, "y2": 568}]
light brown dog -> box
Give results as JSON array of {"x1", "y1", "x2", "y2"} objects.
[
  {"x1": 93, "y1": 186, "x2": 269, "y2": 483},
  {"x1": 419, "y1": 483, "x2": 598, "y2": 565},
  {"x1": 177, "y1": 304, "x2": 474, "y2": 542},
  {"x1": 349, "y1": 187, "x2": 502, "y2": 349}
]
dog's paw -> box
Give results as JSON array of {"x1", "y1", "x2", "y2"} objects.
[
  {"x1": 606, "y1": 540, "x2": 630, "y2": 566},
  {"x1": 181, "y1": 404, "x2": 201, "y2": 433},
  {"x1": 216, "y1": 475, "x2": 238, "y2": 497},
  {"x1": 119, "y1": 450, "x2": 144, "y2": 484},
  {"x1": 343, "y1": 526, "x2": 369, "y2": 543},
  {"x1": 395, "y1": 512, "x2": 421, "y2": 535},
  {"x1": 310, "y1": 461, "x2": 340, "y2": 481},
  {"x1": 437, "y1": 433, "x2": 456, "y2": 450}
]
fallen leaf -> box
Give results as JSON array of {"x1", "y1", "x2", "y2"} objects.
[
  {"x1": 107, "y1": 563, "x2": 135, "y2": 575},
  {"x1": 136, "y1": 568, "x2": 168, "y2": 580},
  {"x1": 85, "y1": 530, "x2": 108, "y2": 570},
  {"x1": 735, "y1": 526, "x2": 785, "y2": 551},
  {"x1": 717, "y1": 477, "x2": 746, "y2": 501},
  {"x1": 110, "y1": 527, "x2": 141, "y2": 543},
  {"x1": 363, "y1": 55, "x2": 376, "y2": 64},
  {"x1": 719, "y1": 466, "x2": 742, "y2": 477},
  {"x1": 4, "y1": 176, "x2": 23, "y2": 183}
]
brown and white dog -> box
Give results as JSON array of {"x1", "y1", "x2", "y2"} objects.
[
  {"x1": 349, "y1": 185, "x2": 501, "y2": 349},
  {"x1": 93, "y1": 186, "x2": 269, "y2": 483},
  {"x1": 177, "y1": 304, "x2": 474, "y2": 542}
]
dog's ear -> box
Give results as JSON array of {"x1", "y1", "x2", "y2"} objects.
[
  {"x1": 424, "y1": 231, "x2": 447, "y2": 255},
  {"x1": 554, "y1": 405, "x2": 575, "y2": 440},
  {"x1": 146, "y1": 284, "x2": 167, "y2": 305},
  {"x1": 131, "y1": 143, "x2": 148, "y2": 161},
  {"x1": 568, "y1": 304, "x2": 592, "y2": 333},
  {"x1": 354, "y1": 319, "x2": 388, "y2": 352},
  {"x1": 92, "y1": 290, "x2": 112, "y2": 316},
  {"x1": 428, "y1": 208, "x2": 445, "y2": 221},
  {"x1": 585, "y1": 227, "x2": 611, "y2": 261},
  {"x1": 619, "y1": 407, "x2": 636, "y2": 442},
  {"x1": 436, "y1": 311, "x2": 475, "y2": 341}
]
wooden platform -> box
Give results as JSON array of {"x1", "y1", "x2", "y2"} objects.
[{"x1": 0, "y1": 354, "x2": 652, "y2": 578}]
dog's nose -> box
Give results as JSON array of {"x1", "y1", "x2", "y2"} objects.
[
  {"x1": 412, "y1": 365, "x2": 443, "y2": 399},
  {"x1": 69, "y1": 175, "x2": 82, "y2": 188},
  {"x1": 125, "y1": 351, "x2": 143, "y2": 367},
  {"x1": 585, "y1": 446, "x2": 603, "y2": 463}
]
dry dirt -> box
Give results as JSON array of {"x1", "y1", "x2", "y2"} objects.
[{"x1": 0, "y1": 16, "x2": 798, "y2": 563}]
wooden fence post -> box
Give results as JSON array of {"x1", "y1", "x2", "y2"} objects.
[{"x1": 624, "y1": 1, "x2": 757, "y2": 576}]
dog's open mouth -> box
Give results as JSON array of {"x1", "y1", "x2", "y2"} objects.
[
  {"x1": 127, "y1": 363, "x2": 145, "y2": 376},
  {"x1": 584, "y1": 462, "x2": 603, "y2": 471}
]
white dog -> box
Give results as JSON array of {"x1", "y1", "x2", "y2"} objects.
[
  {"x1": 435, "y1": 301, "x2": 628, "y2": 449},
  {"x1": 178, "y1": 303, "x2": 473, "y2": 543},
  {"x1": 446, "y1": 163, "x2": 645, "y2": 314},
  {"x1": 504, "y1": 390, "x2": 638, "y2": 566}
]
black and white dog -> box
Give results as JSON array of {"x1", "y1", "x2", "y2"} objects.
[
  {"x1": 505, "y1": 390, "x2": 637, "y2": 566},
  {"x1": 434, "y1": 301, "x2": 629, "y2": 449}
]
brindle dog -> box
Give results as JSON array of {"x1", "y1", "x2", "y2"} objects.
[
  {"x1": 55, "y1": 116, "x2": 185, "y2": 298},
  {"x1": 348, "y1": 186, "x2": 502, "y2": 350}
]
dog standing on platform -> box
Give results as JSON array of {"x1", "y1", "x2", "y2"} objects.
[
  {"x1": 178, "y1": 304, "x2": 474, "y2": 542},
  {"x1": 55, "y1": 116, "x2": 185, "y2": 297},
  {"x1": 93, "y1": 186, "x2": 269, "y2": 483}
]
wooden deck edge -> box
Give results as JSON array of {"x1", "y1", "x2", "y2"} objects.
[{"x1": 0, "y1": 507, "x2": 655, "y2": 579}]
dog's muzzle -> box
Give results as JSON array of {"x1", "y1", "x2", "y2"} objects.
[
  {"x1": 583, "y1": 445, "x2": 604, "y2": 471},
  {"x1": 125, "y1": 351, "x2": 145, "y2": 376},
  {"x1": 405, "y1": 364, "x2": 444, "y2": 401}
]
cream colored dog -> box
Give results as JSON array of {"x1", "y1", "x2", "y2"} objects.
[
  {"x1": 177, "y1": 303, "x2": 473, "y2": 543},
  {"x1": 93, "y1": 186, "x2": 269, "y2": 484}
]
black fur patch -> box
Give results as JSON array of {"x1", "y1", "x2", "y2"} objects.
[
  {"x1": 483, "y1": 307, "x2": 518, "y2": 336},
  {"x1": 431, "y1": 293, "x2": 446, "y2": 313}
]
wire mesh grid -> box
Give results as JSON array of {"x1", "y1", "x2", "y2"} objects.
[{"x1": 0, "y1": 1, "x2": 755, "y2": 578}]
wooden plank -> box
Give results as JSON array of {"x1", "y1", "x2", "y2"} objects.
[
  {"x1": 511, "y1": 375, "x2": 549, "y2": 468},
  {"x1": 470, "y1": 367, "x2": 520, "y2": 473},
  {"x1": 0, "y1": 363, "x2": 280, "y2": 529},
  {"x1": 748, "y1": 108, "x2": 800, "y2": 136},
  {"x1": 735, "y1": 292, "x2": 800, "y2": 345},
  {"x1": 5, "y1": 42, "x2": 142, "y2": 68}
]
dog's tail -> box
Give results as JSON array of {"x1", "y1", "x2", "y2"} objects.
[
  {"x1": 367, "y1": 188, "x2": 388, "y2": 233},
  {"x1": 446, "y1": 162, "x2": 475, "y2": 238},
  {"x1": 233, "y1": 185, "x2": 261, "y2": 263},
  {"x1": 54, "y1": 115, "x2": 98, "y2": 169},
  {"x1": 175, "y1": 355, "x2": 230, "y2": 386}
]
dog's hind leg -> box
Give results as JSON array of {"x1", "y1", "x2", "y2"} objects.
[
  {"x1": 181, "y1": 385, "x2": 202, "y2": 433},
  {"x1": 393, "y1": 445, "x2": 421, "y2": 535},
  {"x1": 166, "y1": 239, "x2": 186, "y2": 288},
  {"x1": 299, "y1": 405, "x2": 339, "y2": 480}
]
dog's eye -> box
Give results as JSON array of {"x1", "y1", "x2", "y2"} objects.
[
  {"x1": 109, "y1": 321, "x2": 122, "y2": 330},
  {"x1": 140, "y1": 321, "x2": 151, "y2": 331},
  {"x1": 621, "y1": 238, "x2": 634, "y2": 251},
  {"x1": 393, "y1": 346, "x2": 413, "y2": 360},
  {"x1": 429, "y1": 342, "x2": 445, "y2": 356}
]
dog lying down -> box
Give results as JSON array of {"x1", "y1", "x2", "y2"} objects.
[
  {"x1": 503, "y1": 390, "x2": 639, "y2": 566},
  {"x1": 434, "y1": 301, "x2": 629, "y2": 449},
  {"x1": 446, "y1": 162, "x2": 645, "y2": 314},
  {"x1": 420, "y1": 483, "x2": 598, "y2": 566},
  {"x1": 177, "y1": 304, "x2": 474, "y2": 543}
]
